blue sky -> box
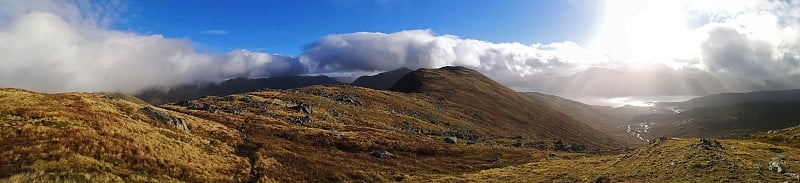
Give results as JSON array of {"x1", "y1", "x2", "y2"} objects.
[{"x1": 122, "y1": 0, "x2": 603, "y2": 55}]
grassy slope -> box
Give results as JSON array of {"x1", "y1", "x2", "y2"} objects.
[
  {"x1": 521, "y1": 92, "x2": 646, "y2": 147},
  {"x1": 161, "y1": 85, "x2": 576, "y2": 182},
  {"x1": 648, "y1": 102, "x2": 800, "y2": 139},
  {"x1": 427, "y1": 138, "x2": 800, "y2": 182},
  {"x1": 390, "y1": 66, "x2": 627, "y2": 149},
  {"x1": 0, "y1": 88, "x2": 249, "y2": 182}
]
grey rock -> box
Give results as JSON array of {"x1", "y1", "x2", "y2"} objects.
[
  {"x1": 290, "y1": 102, "x2": 313, "y2": 115},
  {"x1": 769, "y1": 157, "x2": 786, "y2": 173},
  {"x1": 330, "y1": 131, "x2": 345, "y2": 137},
  {"x1": 487, "y1": 156, "x2": 502, "y2": 163},
  {"x1": 370, "y1": 149, "x2": 393, "y2": 158},
  {"x1": 445, "y1": 136, "x2": 458, "y2": 144},
  {"x1": 140, "y1": 106, "x2": 189, "y2": 130},
  {"x1": 700, "y1": 138, "x2": 723, "y2": 149}
]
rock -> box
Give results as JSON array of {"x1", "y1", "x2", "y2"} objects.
[
  {"x1": 290, "y1": 102, "x2": 313, "y2": 114},
  {"x1": 444, "y1": 136, "x2": 458, "y2": 144},
  {"x1": 486, "y1": 156, "x2": 502, "y2": 163},
  {"x1": 370, "y1": 149, "x2": 393, "y2": 158},
  {"x1": 334, "y1": 94, "x2": 362, "y2": 106},
  {"x1": 593, "y1": 176, "x2": 611, "y2": 183},
  {"x1": 784, "y1": 173, "x2": 799, "y2": 181},
  {"x1": 392, "y1": 174, "x2": 405, "y2": 182},
  {"x1": 201, "y1": 103, "x2": 218, "y2": 113},
  {"x1": 769, "y1": 157, "x2": 785, "y2": 173},
  {"x1": 239, "y1": 95, "x2": 254, "y2": 102},
  {"x1": 699, "y1": 138, "x2": 723, "y2": 149},
  {"x1": 330, "y1": 131, "x2": 345, "y2": 137},
  {"x1": 288, "y1": 116, "x2": 313, "y2": 126},
  {"x1": 140, "y1": 106, "x2": 189, "y2": 130},
  {"x1": 221, "y1": 106, "x2": 243, "y2": 114},
  {"x1": 769, "y1": 147, "x2": 784, "y2": 153}
]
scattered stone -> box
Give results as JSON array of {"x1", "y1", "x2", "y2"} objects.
[
  {"x1": 699, "y1": 138, "x2": 723, "y2": 150},
  {"x1": 221, "y1": 106, "x2": 243, "y2": 114},
  {"x1": 553, "y1": 140, "x2": 587, "y2": 152},
  {"x1": 593, "y1": 176, "x2": 611, "y2": 183},
  {"x1": 769, "y1": 147, "x2": 784, "y2": 153},
  {"x1": 201, "y1": 103, "x2": 218, "y2": 113},
  {"x1": 288, "y1": 116, "x2": 313, "y2": 126},
  {"x1": 486, "y1": 156, "x2": 502, "y2": 163},
  {"x1": 650, "y1": 137, "x2": 669, "y2": 144},
  {"x1": 769, "y1": 157, "x2": 786, "y2": 173},
  {"x1": 290, "y1": 102, "x2": 313, "y2": 115},
  {"x1": 175, "y1": 100, "x2": 192, "y2": 107},
  {"x1": 334, "y1": 94, "x2": 362, "y2": 106},
  {"x1": 140, "y1": 106, "x2": 189, "y2": 130},
  {"x1": 370, "y1": 149, "x2": 393, "y2": 158},
  {"x1": 785, "y1": 173, "x2": 799, "y2": 181},
  {"x1": 392, "y1": 174, "x2": 405, "y2": 182},
  {"x1": 330, "y1": 131, "x2": 345, "y2": 137},
  {"x1": 445, "y1": 136, "x2": 458, "y2": 144},
  {"x1": 239, "y1": 95, "x2": 254, "y2": 102}
]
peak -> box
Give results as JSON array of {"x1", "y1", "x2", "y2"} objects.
[{"x1": 389, "y1": 66, "x2": 489, "y2": 93}]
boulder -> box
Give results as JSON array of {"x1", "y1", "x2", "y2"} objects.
[
  {"x1": 769, "y1": 157, "x2": 785, "y2": 173},
  {"x1": 140, "y1": 106, "x2": 189, "y2": 131},
  {"x1": 290, "y1": 102, "x2": 313, "y2": 115},
  {"x1": 444, "y1": 136, "x2": 458, "y2": 144},
  {"x1": 699, "y1": 138, "x2": 723, "y2": 149},
  {"x1": 370, "y1": 149, "x2": 393, "y2": 158}
]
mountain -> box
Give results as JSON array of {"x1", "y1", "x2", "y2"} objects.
[
  {"x1": 351, "y1": 67, "x2": 413, "y2": 90},
  {"x1": 520, "y1": 92, "x2": 646, "y2": 146},
  {"x1": 390, "y1": 66, "x2": 626, "y2": 148},
  {"x1": 656, "y1": 89, "x2": 800, "y2": 110},
  {"x1": 136, "y1": 75, "x2": 344, "y2": 105},
  {"x1": 642, "y1": 101, "x2": 800, "y2": 139},
  {"x1": 523, "y1": 65, "x2": 734, "y2": 97}
]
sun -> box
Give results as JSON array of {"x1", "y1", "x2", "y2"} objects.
[{"x1": 590, "y1": 0, "x2": 704, "y2": 68}]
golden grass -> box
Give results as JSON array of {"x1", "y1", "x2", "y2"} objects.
[
  {"x1": 427, "y1": 138, "x2": 800, "y2": 182},
  {"x1": 0, "y1": 89, "x2": 248, "y2": 182}
]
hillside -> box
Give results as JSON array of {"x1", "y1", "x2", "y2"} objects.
[
  {"x1": 0, "y1": 88, "x2": 250, "y2": 182},
  {"x1": 136, "y1": 76, "x2": 344, "y2": 105},
  {"x1": 642, "y1": 102, "x2": 800, "y2": 139},
  {"x1": 656, "y1": 89, "x2": 800, "y2": 110},
  {"x1": 0, "y1": 66, "x2": 630, "y2": 182},
  {"x1": 351, "y1": 67, "x2": 413, "y2": 90},
  {"x1": 424, "y1": 137, "x2": 800, "y2": 182},
  {"x1": 521, "y1": 92, "x2": 646, "y2": 146},
  {"x1": 390, "y1": 66, "x2": 627, "y2": 148}
]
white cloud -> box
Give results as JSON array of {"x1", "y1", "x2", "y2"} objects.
[
  {"x1": 201, "y1": 29, "x2": 229, "y2": 35},
  {"x1": 0, "y1": 0, "x2": 299, "y2": 93},
  {"x1": 1, "y1": 0, "x2": 798, "y2": 96}
]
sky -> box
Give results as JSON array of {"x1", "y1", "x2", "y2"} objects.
[
  {"x1": 122, "y1": 0, "x2": 603, "y2": 55},
  {"x1": 0, "y1": 0, "x2": 798, "y2": 96}
]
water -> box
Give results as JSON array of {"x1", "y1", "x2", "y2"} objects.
[{"x1": 561, "y1": 95, "x2": 698, "y2": 107}]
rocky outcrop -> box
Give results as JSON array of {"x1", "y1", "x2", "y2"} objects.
[{"x1": 140, "y1": 106, "x2": 189, "y2": 130}]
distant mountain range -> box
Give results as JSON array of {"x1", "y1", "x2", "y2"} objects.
[
  {"x1": 520, "y1": 65, "x2": 782, "y2": 97},
  {"x1": 136, "y1": 76, "x2": 344, "y2": 105},
  {"x1": 656, "y1": 89, "x2": 800, "y2": 110}
]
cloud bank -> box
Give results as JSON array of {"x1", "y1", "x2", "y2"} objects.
[
  {"x1": 0, "y1": 0, "x2": 302, "y2": 93},
  {"x1": 0, "y1": 0, "x2": 798, "y2": 97}
]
